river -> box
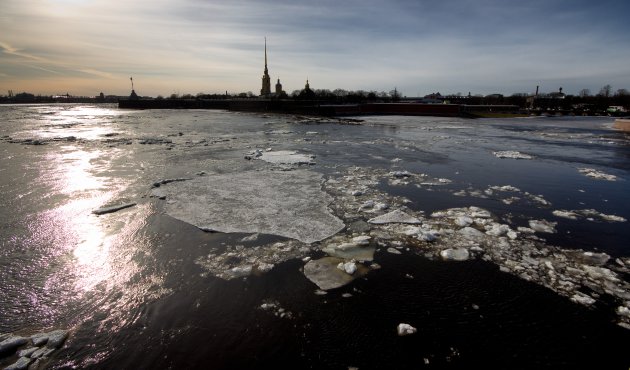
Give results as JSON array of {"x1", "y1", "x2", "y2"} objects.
[{"x1": 0, "y1": 104, "x2": 629, "y2": 369}]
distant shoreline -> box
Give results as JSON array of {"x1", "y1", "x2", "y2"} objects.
[{"x1": 117, "y1": 98, "x2": 623, "y2": 118}]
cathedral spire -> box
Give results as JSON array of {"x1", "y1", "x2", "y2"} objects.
[{"x1": 260, "y1": 37, "x2": 271, "y2": 96}]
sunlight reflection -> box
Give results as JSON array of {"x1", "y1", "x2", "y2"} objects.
[
  {"x1": 38, "y1": 106, "x2": 122, "y2": 140},
  {"x1": 56, "y1": 147, "x2": 105, "y2": 193},
  {"x1": 44, "y1": 144, "x2": 125, "y2": 293}
]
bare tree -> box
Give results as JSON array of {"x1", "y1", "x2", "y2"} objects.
[
  {"x1": 616, "y1": 88, "x2": 629, "y2": 96},
  {"x1": 599, "y1": 84, "x2": 612, "y2": 97},
  {"x1": 579, "y1": 89, "x2": 591, "y2": 97}
]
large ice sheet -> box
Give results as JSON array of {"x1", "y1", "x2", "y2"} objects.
[{"x1": 160, "y1": 170, "x2": 344, "y2": 243}]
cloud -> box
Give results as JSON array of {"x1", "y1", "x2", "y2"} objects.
[
  {"x1": 78, "y1": 69, "x2": 115, "y2": 79},
  {"x1": 1, "y1": 0, "x2": 629, "y2": 96},
  {"x1": 0, "y1": 41, "x2": 44, "y2": 61}
]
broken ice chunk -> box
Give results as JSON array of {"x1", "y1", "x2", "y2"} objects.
[
  {"x1": 440, "y1": 248, "x2": 470, "y2": 261},
  {"x1": 488, "y1": 185, "x2": 521, "y2": 192},
  {"x1": 229, "y1": 265, "x2": 253, "y2": 278},
  {"x1": 337, "y1": 261, "x2": 358, "y2": 275},
  {"x1": 323, "y1": 242, "x2": 375, "y2": 262},
  {"x1": 485, "y1": 223, "x2": 511, "y2": 237},
  {"x1": 397, "y1": 323, "x2": 417, "y2": 336},
  {"x1": 259, "y1": 150, "x2": 315, "y2": 165},
  {"x1": 92, "y1": 202, "x2": 136, "y2": 215},
  {"x1": 577, "y1": 168, "x2": 617, "y2": 181},
  {"x1": 528, "y1": 219, "x2": 557, "y2": 233},
  {"x1": 418, "y1": 230, "x2": 439, "y2": 242},
  {"x1": 4, "y1": 357, "x2": 32, "y2": 370},
  {"x1": 0, "y1": 336, "x2": 28, "y2": 354},
  {"x1": 256, "y1": 262, "x2": 275, "y2": 273},
  {"x1": 18, "y1": 347, "x2": 39, "y2": 357},
  {"x1": 553, "y1": 209, "x2": 626, "y2": 223},
  {"x1": 571, "y1": 292, "x2": 596, "y2": 306},
  {"x1": 46, "y1": 330, "x2": 68, "y2": 348},
  {"x1": 492, "y1": 151, "x2": 533, "y2": 159},
  {"x1": 552, "y1": 210, "x2": 579, "y2": 220},
  {"x1": 303, "y1": 257, "x2": 367, "y2": 290},
  {"x1": 389, "y1": 170, "x2": 412, "y2": 178},
  {"x1": 458, "y1": 227, "x2": 485, "y2": 240},
  {"x1": 352, "y1": 235, "x2": 371, "y2": 245},
  {"x1": 368, "y1": 210, "x2": 421, "y2": 224},
  {"x1": 454, "y1": 216, "x2": 473, "y2": 227}
]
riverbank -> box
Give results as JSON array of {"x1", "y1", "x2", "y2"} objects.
[{"x1": 613, "y1": 118, "x2": 630, "y2": 132}]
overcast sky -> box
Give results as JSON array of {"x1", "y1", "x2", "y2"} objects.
[{"x1": 1, "y1": 0, "x2": 629, "y2": 97}]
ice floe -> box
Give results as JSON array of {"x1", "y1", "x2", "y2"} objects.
[
  {"x1": 247, "y1": 150, "x2": 316, "y2": 165},
  {"x1": 553, "y1": 209, "x2": 626, "y2": 223},
  {"x1": 492, "y1": 150, "x2": 533, "y2": 159},
  {"x1": 152, "y1": 178, "x2": 192, "y2": 188},
  {"x1": 368, "y1": 210, "x2": 422, "y2": 225},
  {"x1": 92, "y1": 202, "x2": 136, "y2": 215},
  {"x1": 0, "y1": 329, "x2": 69, "y2": 368},
  {"x1": 318, "y1": 165, "x2": 630, "y2": 327},
  {"x1": 195, "y1": 241, "x2": 304, "y2": 280},
  {"x1": 528, "y1": 219, "x2": 557, "y2": 233},
  {"x1": 151, "y1": 159, "x2": 630, "y2": 328},
  {"x1": 577, "y1": 167, "x2": 617, "y2": 181},
  {"x1": 337, "y1": 260, "x2": 358, "y2": 275},
  {"x1": 488, "y1": 185, "x2": 521, "y2": 192},
  {"x1": 0, "y1": 336, "x2": 27, "y2": 354},
  {"x1": 303, "y1": 257, "x2": 368, "y2": 290},
  {"x1": 159, "y1": 170, "x2": 344, "y2": 243},
  {"x1": 322, "y1": 239, "x2": 375, "y2": 262},
  {"x1": 259, "y1": 300, "x2": 293, "y2": 319},
  {"x1": 440, "y1": 248, "x2": 470, "y2": 261},
  {"x1": 397, "y1": 323, "x2": 417, "y2": 336}
]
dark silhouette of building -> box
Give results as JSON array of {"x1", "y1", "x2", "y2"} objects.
[
  {"x1": 260, "y1": 38, "x2": 271, "y2": 96},
  {"x1": 275, "y1": 78, "x2": 283, "y2": 95}
]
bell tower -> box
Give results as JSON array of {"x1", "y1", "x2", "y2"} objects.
[{"x1": 260, "y1": 38, "x2": 271, "y2": 96}]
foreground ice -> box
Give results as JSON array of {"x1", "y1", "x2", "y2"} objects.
[
  {"x1": 303, "y1": 257, "x2": 368, "y2": 290},
  {"x1": 319, "y1": 165, "x2": 630, "y2": 328},
  {"x1": 159, "y1": 170, "x2": 344, "y2": 243},
  {"x1": 0, "y1": 329, "x2": 69, "y2": 369}
]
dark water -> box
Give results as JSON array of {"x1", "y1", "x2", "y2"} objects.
[{"x1": 1, "y1": 104, "x2": 629, "y2": 369}]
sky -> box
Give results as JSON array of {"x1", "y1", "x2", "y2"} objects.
[{"x1": 1, "y1": 0, "x2": 630, "y2": 97}]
